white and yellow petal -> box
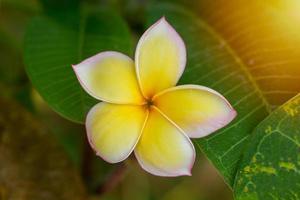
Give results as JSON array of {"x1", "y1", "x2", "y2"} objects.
[
  {"x1": 134, "y1": 107, "x2": 195, "y2": 177},
  {"x1": 73, "y1": 51, "x2": 145, "y2": 104},
  {"x1": 135, "y1": 17, "x2": 186, "y2": 98},
  {"x1": 86, "y1": 103, "x2": 148, "y2": 163},
  {"x1": 153, "y1": 85, "x2": 237, "y2": 138}
]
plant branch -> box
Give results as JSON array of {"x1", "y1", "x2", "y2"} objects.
[{"x1": 97, "y1": 163, "x2": 127, "y2": 195}]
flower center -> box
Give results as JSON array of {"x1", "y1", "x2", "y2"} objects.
[{"x1": 146, "y1": 99, "x2": 154, "y2": 109}]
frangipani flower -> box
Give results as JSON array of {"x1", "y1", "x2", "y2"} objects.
[{"x1": 73, "y1": 17, "x2": 237, "y2": 177}]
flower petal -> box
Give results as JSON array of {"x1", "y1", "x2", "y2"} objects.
[
  {"x1": 86, "y1": 102, "x2": 148, "y2": 163},
  {"x1": 153, "y1": 85, "x2": 237, "y2": 138},
  {"x1": 73, "y1": 51, "x2": 145, "y2": 104},
  {"x1": 134, "y1": 107, "x2": 195, "y2": 176},
  {"x1": 135, "y1": 17, "x2": 186, "y2": 98}
]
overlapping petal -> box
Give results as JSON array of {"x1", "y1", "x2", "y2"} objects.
[
  {"x1": 153, "y1": 85, "x2": 237, "y2": 138},
  {"x1": 73, "y1": 51, "x2": 145, "y2": 104},
  {"x1": 134, "y1": 107, "x2": 195, "y2": 176},
  {"x1": 135, "y1": 17, "x2": 186, "y2": 98},
  {"x1": 86, "y1": 103, "x2": 148, "y2": 163}
]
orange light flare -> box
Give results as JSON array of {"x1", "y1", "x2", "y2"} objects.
[{"x1": 194, "y1": 0, "x2": 300, "y2": 107}]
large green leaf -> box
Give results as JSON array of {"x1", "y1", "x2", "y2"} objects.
[
  {"x1": 234, "y1": 93, "x2": 300, "y2": 200},
  {"x1": 146, "y1": 4, "x2": 272, "y2": 185},
  {"x1": 24, "y1": 5, "x2": 133, "y2": 123}
]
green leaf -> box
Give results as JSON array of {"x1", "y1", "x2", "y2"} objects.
[
  {"x1": 234, "y1": 93, "x2": 300, "y2": 200},
  {"x1": 24, "y1": 6, "x2": 133, "y2": 123},
  {"x1": 146, "y1": 3, "x2": 272, "y2": 185}
]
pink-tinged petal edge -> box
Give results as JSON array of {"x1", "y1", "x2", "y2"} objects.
[
  {"x1": 134, "y1": 106, "x2": 195, "y2": 177},
  {"x1": 153, "y1": 84, "x2": 237, "y2": 138},
  {"x1": 72, "y1": 51, "x2": 141, "y2": 104},
  {"x1": 194, "y1": 106, "x2": 236, "y2": 138},
  {"x1": 134, "y1": 17, "x2": 187, "y2": 97},
  {"x1": 86, "y1": 102, "x2": 149, "y2": 163}
]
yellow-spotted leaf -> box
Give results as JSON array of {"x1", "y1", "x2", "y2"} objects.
[{"x1": 234, "y1": 93, "x2": 300, "y2": 200}]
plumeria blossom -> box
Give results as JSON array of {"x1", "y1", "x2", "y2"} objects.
[{"x1": 72, "y1": 17, "x2": 237, "y2": 177}]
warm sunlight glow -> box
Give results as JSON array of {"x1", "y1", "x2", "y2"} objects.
[{"x1": 274, "y1": 0, "x2": 300, "y2": 22}]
